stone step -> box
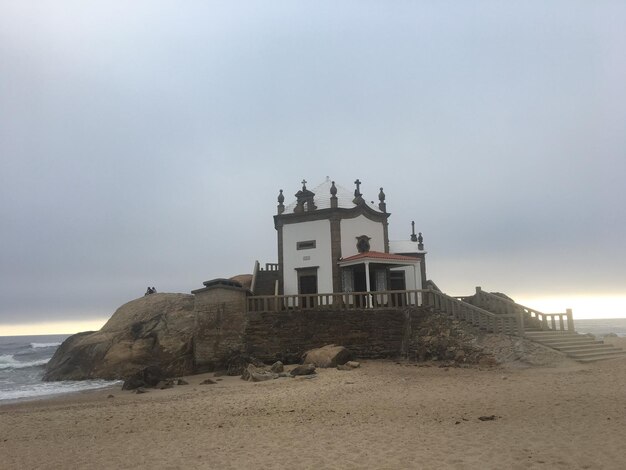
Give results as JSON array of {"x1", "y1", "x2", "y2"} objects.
[
  {"x1": 563, "y1": 347, "x2": 624, "y2": 356},
  {"x1": 555, "y1": 343, "x2": 617, "y2": 352},
  {"x1": 525, "y1": 330, "x2": 578, "y2": 335},
  {"x1": 524, "y1": 330, "x2": 574, "y2": 335},
  {"x1": 532, "y1": 336, "x2": 594, "y2": 343},
  {"x1": 577, "y1": 353, "x2": 626, "y2": 363},
  {"x1": 566, "y1": 349, "x2": 626, "y2": 360},
  {"x1": 524, "y1": 331, "x2": 580, "y2": 338},
  {"x1": 537, "y1": 340, "x2": 604, "y2": 348}
]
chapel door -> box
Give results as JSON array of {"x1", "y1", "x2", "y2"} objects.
[
  {"x1": 353, "y1": 267, "x2": 367, "y2": 308},
  {"x1": 298, "y1": 272, "x2": 318, "y2": 308}
]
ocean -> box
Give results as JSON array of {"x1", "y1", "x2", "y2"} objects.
[
  {"x1": 1, "y1": 319, "x2": 625, "y2": 403},
  {"x1": 0, "y1": 334, "x2": 120, "y2": 403},
  {"x1": 572, "y1": 318, "x2": 626, "y2": 338}
]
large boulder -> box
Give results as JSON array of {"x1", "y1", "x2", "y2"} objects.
[
  {"x1": 43, "y1": 293, "x2": 196, "y2": 381},
  {"x1": 302, "y1": 344, "x2": 352, "y2": 368}
]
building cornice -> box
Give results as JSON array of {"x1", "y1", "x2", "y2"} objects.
[{"x1": 274, "y1": 205, "x2": 390, "y2": 230}]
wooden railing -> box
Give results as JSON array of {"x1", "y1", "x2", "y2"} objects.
[
  {"x1": 247, "y1": 289, "x2": 425, "y2": 313},
  {"x1": 457, "y1": 287, "x2": 574, "y2": 333}
]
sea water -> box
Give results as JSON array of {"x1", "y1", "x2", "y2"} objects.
[
  {"x1": 574, "y1": 318, "x2": 626, "y2": 338},
  {"x1": 0, "y1": 334, "x2": 119, "y2": 403}
]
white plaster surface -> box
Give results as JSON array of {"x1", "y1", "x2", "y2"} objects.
[
  {"x1": 340, "y1": 215, "x2": 385, "y2": 258},
  {"x1": 282, "y1": 219, "x2": 332, "y2": 296}
]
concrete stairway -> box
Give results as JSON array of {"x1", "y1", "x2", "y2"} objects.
[
  {"x1": 253, "y1": 270, "x2": 280, "y2": 296},
  {"x1": 524, "y1": 330, "x2": 626, "y2": 363}
]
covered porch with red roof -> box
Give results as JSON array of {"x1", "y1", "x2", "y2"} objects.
[{"x1": 338, "y1": 251, "x2": 422, "y2": 308}]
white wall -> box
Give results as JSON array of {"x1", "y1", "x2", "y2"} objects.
[
  {"x1": 340, "y1": 215, "x2": 385, "y2": 257},
  {"x1": 390, "y1": 262, "x2": 422, "y2": 305},
  {"x1": 390, "y1": 262, "x2": 422, "y2": 291},
  {"x1": 282, "y1": 219, "x2": 332, "y2": 296}
]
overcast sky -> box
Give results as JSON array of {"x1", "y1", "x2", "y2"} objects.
[{"x1": 1, "y1": 1, "x2": 625, "y2": 331}]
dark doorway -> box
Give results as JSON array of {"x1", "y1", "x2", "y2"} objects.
[
  {"x1": 298, "y1": 271, "x2": 318, "y2": 308},
  {"x1": 299, "y1": 275, "x2": 317, "y2": 295},
  {"x1": 389, "y1": 271, "x2": 407, "y2": 307},
  {"x1": 390, "y1": 271, "x2": 406, "y2": 290},
  {"x1": 352, "y1": 266, "x2": 371, "y2": 308},
  {"x1": 354, "y1": 269, "x2": 366, "y2": 293}
]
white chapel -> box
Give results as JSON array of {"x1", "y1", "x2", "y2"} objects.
[{"x1": 254, "y1": 178, "x2": 427, "y2": 304}]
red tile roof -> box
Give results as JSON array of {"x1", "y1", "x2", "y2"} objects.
[{"x1": 339, "y1": 251, "x2": 418, "y2": 263}]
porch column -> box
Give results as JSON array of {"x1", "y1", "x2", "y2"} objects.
[
  {"x1": 413, "y1": 263, "x2": 419, "y2": 306},
  {"x1": 365, "y1": 261, "x2": 371, "y2": 308}
]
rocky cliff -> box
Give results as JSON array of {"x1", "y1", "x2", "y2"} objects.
[{"x1": 43, "y1": 293, "x2": 197, "y2": 381}]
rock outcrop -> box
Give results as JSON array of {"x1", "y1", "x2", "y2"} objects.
[
  {"x1": 43, "y1": 293, "x2": 196, "y2": 381},
  {"x1": 302, "y1": 344, "x2": 352, "y2": 368}
]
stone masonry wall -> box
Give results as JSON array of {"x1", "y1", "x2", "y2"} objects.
[
  {"x1": 243, "y1": 308, "x2": 415, "y2": 363},
  {"x1": 193, "y1": 287, "x2": 247, "y2": 371}
]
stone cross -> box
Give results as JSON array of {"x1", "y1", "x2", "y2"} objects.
[
  {"x1": 301, "y1": 179, "x2": 307, "y2": 190},
  {"x1": 411, "y1": 221, "x2": 417, "y2": 242},
  {"x1": 354, "y1": 179, "x2": 361, "y2": 196}
]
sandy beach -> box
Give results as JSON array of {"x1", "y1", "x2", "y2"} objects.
[{"x1": 2, "y1": 338, "x2": 626, "y2": 470}]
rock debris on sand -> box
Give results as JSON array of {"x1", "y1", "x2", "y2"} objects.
[{"x1": 2, "y1": 339, "x2": 626, "y2": 469}]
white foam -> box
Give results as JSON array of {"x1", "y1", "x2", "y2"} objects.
[
  {"x1": 30, "y1": 342, "x2": 62, "y2": 349},
  {"x1": 0, "y1": 354, "x2": 49, "y2": 370},
  {"x1": 0, "y1": 380, "x2": 121, "y2": 401}
]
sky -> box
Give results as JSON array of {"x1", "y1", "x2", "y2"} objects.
[{"x1": 1, "y1": 1, "x2": 625, "y2": 335}]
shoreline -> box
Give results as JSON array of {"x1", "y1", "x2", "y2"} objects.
[
  {"x1": 3, "y1": 354, "x2": 626, "y2": 469},
  {"x1": 0, "y1": 380, "x2": 122, "y2": 408},
  {"x1": 4, "y1": 334, "x2": 625, "y2": 409}
]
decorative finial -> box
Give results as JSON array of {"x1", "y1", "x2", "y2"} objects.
[
  {"x1": 410, "y1": 221, "x2": 417, "y2": 242},
  {"x1": 378, "y1": 187, "x2": 387, "y2": 212},
  {"x1": 277, "y1": 189, "x2": 285, "y2": 214},
  {"x1": 301, "y1": 179, "x2": 307, "y2": 191},
  {"x1": 418, "y1": 232, "x2": 424, "y2": 250},
  {"x1": 330, "y1": 181, "x2": 338, "y2": 208}
]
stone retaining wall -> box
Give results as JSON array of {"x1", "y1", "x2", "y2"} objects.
[{"x1": 243, "y1": 308, "x2": 416, "y2": 363}]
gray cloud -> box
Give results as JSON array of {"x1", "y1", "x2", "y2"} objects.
[{"x1": 1, "y1": 1, "x2": 625, "y2": 326}]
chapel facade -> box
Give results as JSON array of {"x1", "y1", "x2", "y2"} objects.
[{"x1": 256, "y1": 178, "x2": 427, "y2": 301}]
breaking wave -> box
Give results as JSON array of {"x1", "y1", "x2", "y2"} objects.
[
  {"x1": 0, "y1": 354, "x2": 50, "y2": 370},
  {"x1": 0, "y1": 379, "x2": 121, "y2": 401},
  {"x1": 30, "y1": 342, "x2": 62, "y2": 349}
]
